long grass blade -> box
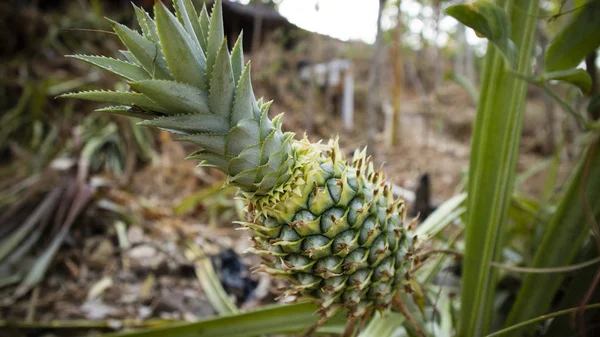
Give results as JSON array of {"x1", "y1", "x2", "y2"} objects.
[
  {"x1": 453, "y1": 1, "x2": 540, "y2": 336},
  {"x1": 505, "y1": 137, "x2": 600, "y2": 335},
  {"x1": 487, "y1": 303, "x2": 600, "y2": 337},
  {"x1": 102, "y1": 302, "x2": 345, "y2": 337},
  {"x1": 0, "y1": 188, "x2": 62, "y2": 262},
  {"x1": 184, "y1": 243, "x2": 238, "y2": 315}
]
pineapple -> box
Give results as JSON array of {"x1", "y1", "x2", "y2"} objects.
[{"x1": 63, "y1": 0, "x2": 420, "y2": 328}]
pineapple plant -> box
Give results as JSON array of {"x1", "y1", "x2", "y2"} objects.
[{"x1": 63, "y1": 0, "x2": 421, "y2": 330}]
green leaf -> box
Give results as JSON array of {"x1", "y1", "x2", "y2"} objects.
[
  {"x1": 544, "y1": 243, "x2": 600, "y2": 337},
  {"x1": 60, "y1": 90, "x2": 168, "y2": 113},
  {"x1": 15, "y1": 185, "x2": 93, "y2": 298},
  {"x1": 129, "y1": 80, "x2": 209, "y2": 115},
  {"x1": 187, "y1": 151, "x2": 231, "y2": 170},
  {"x1": 198, "y1": 3, "x2": 211, "y2": 55},
  {"x1": 588, "y1": 95, "x2": 600, "y2": 114},
  {"x1": 358, "y1": 312, "x2": 405, "y2": 337},
  {"x1": 542, "y1": 68, "x2": 592, "y2": 95},
  {"x1": 209, "y1": 39, "x2": 235, "y2": 119},
  {"x1": 133, "y1": 4, "x2": 159, "y2": 42},
  {"x1": 139, "y1": 114, "x2": 229, "y2": 134},
  {"x1": 154, "y1": 1, "x2": 206, "y2": 88},
  {"x1": 545, "y1": 0, "x2": 600, "y2": 72},
  {"x1": 119, "y1": 50, "x2": 139, "y2": 65},
  {"x1": 231, "y1": 33, "x2": 245, "y2": 85},
  {"x1": 178, "y1": 133, "x2": 227, "y2": 154},
  {"x1": 95, "y1": 106, "x2": 158, "y2": 120},
  {"x1": 206, "y1": 0, "x2": 225, "y2": 81},
  {"x1": 416, "y1": 192, "x2": 467, "y2": 238},
  {"x1": 184, "y1": 243, "x2": 238, "y2": 315},
  {"x1": 229, "y1": 144, "x2": 261, "y2": 173},
  {"x1": 67, "y1": 55, "x2": 150, "y2": 81},
  {"x1": 445, "y1": 1, "x2": 518, "y2": 68},
  {"x1": 109, "y1": 19, "x2": 171, "y2": 80},
  {"x1": 227, "y1": 119, "x2": 260, "y2": 156},
  {"x1": 0, "y1": 189, "x2": 61, "y2": 263},
  {"x1": 505, "y1": 138, "x2": 600, "y2": 336},
  {"x1": 101, "y1": 302, "x2": 345, "y2": 337},
  {"x1": 231, "y1": 63, "x2": 255, "y2": 126},
  {"x1": 174, "y1": 0, "x2": 204, "y2": 51},
  {"x1": 456, "y1": 1, "x2": 541, "y2": 336}
]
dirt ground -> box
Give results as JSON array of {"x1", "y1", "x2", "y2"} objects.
[{"x1": 1, "y1": 80, "x2": 580, "y2": 335}]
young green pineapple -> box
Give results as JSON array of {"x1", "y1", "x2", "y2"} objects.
[{"x1": 64, "y1": 0, "x2": 420, "y2": 325}]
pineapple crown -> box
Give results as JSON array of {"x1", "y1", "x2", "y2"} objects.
[{"x1": 62, "y1": 0, "x2": 295, "y2": 195}]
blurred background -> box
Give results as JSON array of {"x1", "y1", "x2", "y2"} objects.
[{"x1": 0, "y1": 0, "x2": 595, "y2": 335}]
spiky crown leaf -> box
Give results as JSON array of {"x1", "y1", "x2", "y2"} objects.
[{"x1": 62, "y1": 0, "x2": 294, "y2": 195}]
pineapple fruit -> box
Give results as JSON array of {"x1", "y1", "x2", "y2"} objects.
[{"x1": 64, "y1": 0, "x2": 420, "y2": 328}]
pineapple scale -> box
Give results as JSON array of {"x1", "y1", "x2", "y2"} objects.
[{"x1": 241, "y1": 137, "x2": 419, "y2": 318}]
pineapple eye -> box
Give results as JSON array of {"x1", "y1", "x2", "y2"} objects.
[
  {"x1": 302, "y1": 235, "x2": 332, "y2": 259},
  {"x1": 344, "y1": 248, "x2": 368, "y2": 264},
  {"x1": 368, "y1": 235, "x2": 390, "y2": 264},
  {"x1": 342, "y1": 288, "x2": 363, "y2": 304},
  {"x1": 347, "y1": 196, "x2": 365, "y2": 225},
  {"x1": 303, "y1": 235, "x2": 330, "y2": 249},
  {"x1": 263, "y1": 217, "x2": 280, "y2": 228},
  {"x1": 346, "y1": 168, "x2": 359, "y2": 190},
  {"x1": 293, "y1": 209, "x2": 316, "y2": 222},
  {"x1": 326, "y1": 178, "x2": 342, "y2": 203},
  {"x1": 368, "y1": 281, "x2": 391, "y2": 299},
  {"x1": 332, "y1": 230, "x2": 359, "y2": 256},
  {"x1": 322, "y1": 275, "x2": 346, "y2": 289},
  {"x1": 372, "y1": 256, "x2": 395, "y2": 282},
  {"x1": 279, "y1": 225, "x2": 300, "y2": 242},
  {"x1": 320, "y1": 207, "x2": 345, "y2": 233},
  {"x1": 297, "y1": 273, "x2": 320, "y2": 286},
  {"x1": 358, "y1": 216, "x2": 379, "y2": 246},
  {"x1": 348, "y1": 268, "x2": 372, "y2": 290},
  {"x1": 315, "y1": 256, "x2": 343, "y2": 274},
  {"x1": 286, "y1": 254, "x2": 312, "y2": 268},
  {"x1": 320, "y1": 161, "x2": 334, "y2": 175}
]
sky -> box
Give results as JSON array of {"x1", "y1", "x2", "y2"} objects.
[
  {"x1": 277, "y1": 0, "x2": 381, "y2": 43},
  {"x1": 247, "y1": 0, "x2": 485, "y2": 47}
]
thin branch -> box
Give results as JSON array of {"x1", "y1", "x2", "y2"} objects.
[
  {"x1": 419, "y1": 249, "x2": 600, "y2": 274},
  {"x1": 484, "y1": 303, "x2": 600, "y2": 337},
  {"x1": 392, "y1": 295, "x2": 426, "y2": 337}
]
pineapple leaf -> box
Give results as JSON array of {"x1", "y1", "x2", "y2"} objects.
[
  {"x1": 259, "y1": 129, "x2": 282, "y2": 166},
  {"x1": 119, "y1": 50, "x2": 139, "y2": 65},
  {"x1": 229, "y1": 144, "x2": 261, "y2": 175},
  {"x1": 206, "y1": 0, "x2": 224, "y2": 81},
  {"x1": 133, "y1": 4, "x2": 159, "y2": 42},
  {"x1": 139, "y1": 114, "x2": 229, "y2": 134},
  {"x1": 259, "y1": 101, "x2": 274, "y2": 140},
  {"x1": 209, "y1": 39, "x2": 235, "y2": 119},
  {"x1": 60, "y1": 90, "x2": 167, "y2": 113},
  {"x1": 188, "y1": 150, "x2": 231, "y2": 170},
  {"x1": 198, "y1": 3, "x2": 210, "y2": 53},
  {"x1": 67, "y1": 55, "x2": 150, "y2": 81},
  {"x1": 231, "y1": 62, "x2": 254, "y2": 126},
  {"x1": 155, "y1": 1, "x2": 206, "y2": 88},
  {"x1": 227, "y1": 119, "x2": 260, "y2": 156},
  {"x1": 109, "y1": 19, "x2": 171, "y2": 80},
  {"x1": 95, "y1": 105, "x2": 158, "y2": 120},
  {"x1": 231, "y1": 33, "x2": 245, "y2": 85},
  {"x1": 263, "y1": 146, "x2": 286, "y2": 172},
  {"x1": 129, "y1": 80, "x2": 210, "y2": 115},
  {"x1": 174, "y1": 0, "x2": 204, "y2": 51},
  {"x1": 230, "y1": 168, "x2": 259, "y2": 186},
  {"x1": 179, "y1": 133, "x2": 227, "y2": 154}
]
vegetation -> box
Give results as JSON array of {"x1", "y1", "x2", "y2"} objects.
[{"x1": 1, "y1": 0, "x2": 599, "y2": 337}]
